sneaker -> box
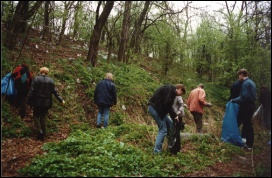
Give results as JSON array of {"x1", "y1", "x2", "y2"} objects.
[{"x1": 96, "y1": 125, "x2": 101, "y2": 128}]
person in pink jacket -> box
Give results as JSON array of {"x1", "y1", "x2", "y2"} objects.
[{"x1": 187, "y1": 84, "x2": 212, "y2": 133}]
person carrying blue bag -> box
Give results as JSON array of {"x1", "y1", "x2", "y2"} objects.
[{"x1": 11, "y1": 64, "x2": 33, "y2": 118}]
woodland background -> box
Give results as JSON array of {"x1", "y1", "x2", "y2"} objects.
[{"x1": 1, "y1": 1, "x2": 271, "y2": 177}]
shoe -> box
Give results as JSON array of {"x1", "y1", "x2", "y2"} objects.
[
  {"x1": 36, "y1": 133, "x2": 45, "y2": 141},
  {"x1": 243, "y1": 145, "x2": 252, "y2": 151},
  {"x1": 96, "y1": 125, "x2": 101, "y2": 128}
]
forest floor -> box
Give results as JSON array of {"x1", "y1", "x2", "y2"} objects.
[{"x1": 1, "y1": 28, "x2": 271, "y2": 177}]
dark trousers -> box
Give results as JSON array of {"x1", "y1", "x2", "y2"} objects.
[
  {"x1": 169, "y1": 118, "x2": 181, "y2": 154},
  {"x1": 191, "y1": 111, "x2": 203, "y2": 133},
  {"x1": 237, "y1": 104, "x2": 255, "y2": 148},
  {"x1": 33, "y1": 106, "x2": 49, "y2": 135},
  {"x1": 14, "y1": 91, "x2": 28, "y2": 118},
  {"x1": 262, "y1": 106, "x2": 271, "y2": 130}
]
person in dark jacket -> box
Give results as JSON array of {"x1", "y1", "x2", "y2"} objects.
[
  {"x1": 11, "y1": 64, "x2": 33, "y2": 118},
  {"x1": 259, "y1": 86, "x2": 271, "y2": 130},
  {"x1": 94, "y1": 73, "x2": 117, "y2": 128},
  {"x1": 148, "y1": 84, "x2": 184, "y2": 154},
  {"x1": 231, "y1": 68, "x2": 256, "y2": 150},
  {"x1": 229, "y1": 80, "x2": 242, "y2": 101},
  {"x1": 27, "y1": 67, "x2": 65, "y2": 140}
]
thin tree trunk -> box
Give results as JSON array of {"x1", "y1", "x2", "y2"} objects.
[
  {"x1": 118, "y1": 1, "x2": 131, "y2": 63},
  {"x1": 129, "y1": 1, "x2": 150, "y2": 54},
  {"x1": 41, "y1": 1, "x2": 50, "y2": 40},
  {"x1": 87, "y1": 1, "x2": 114, "y2": 67}
]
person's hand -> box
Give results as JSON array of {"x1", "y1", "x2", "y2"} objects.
[
  {"x1": 175, "y1": 116, "x2": 179, "y2": 122},
  {"x1": 206, "y1": 103, "x2": 212, "y2": 107},
  {"x1": 62, "y1": 100, "x2": 65, "y2": 104}
]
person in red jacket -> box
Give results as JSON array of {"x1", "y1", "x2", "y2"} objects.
[
  {"x1": 11, "y1": 64, "x2": 33, "y2": 118},
  {"x1": 187, "y1": 84, "x2": 212, "y2": 133}
]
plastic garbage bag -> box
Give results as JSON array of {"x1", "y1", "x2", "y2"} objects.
[
  {"x1": 1, "y1": 72, "x2": 16, "y2": 96},
  {"x1": 221, "y1": 101, "x2": 244, "y2": 147}
]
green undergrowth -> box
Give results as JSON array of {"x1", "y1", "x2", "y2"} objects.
[
  {"x1": 1, "y1": 100, "x2": 32, "y2": 138},
  {"x1": 19, "y1": 123, "x2": 244, "y2": 177}
]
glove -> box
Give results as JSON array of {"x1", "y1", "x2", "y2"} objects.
[
  {"x1": 62, "y1": 100, "x2": 65, "y2": 104},
  {"x1": 206, "y1": 103, "x2": 212, "y2": 107}
]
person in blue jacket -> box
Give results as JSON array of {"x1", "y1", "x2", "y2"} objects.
[
  {"x1": 94, "y1": 73, "x2": 117, "y2": 128},
  {"x1": 231, "y1": 68, "x2": 256, "y2": 150},
  {"x1": 229, "y1": 79, "x2": 242, "y2": 101}
]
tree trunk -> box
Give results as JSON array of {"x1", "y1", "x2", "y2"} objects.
[
  {"x1": 118, "y1": 1, "x2": 131, "y2": 63},
  {"x1": 73, "y1": 1, "x2": 82, "y2": 39},
  {"x1": 41, "y1": 1, "x2": 50, "y2": 40},
  {"x1": 57, "y1": 1, "x2": 74, "y2": 45},
  {"x1": 4, "y1": 1, "x2": 43, "y2": 50},
  {"x1": 129, "y1": 1, "x2": 150, "y2": 54},
  {"x1": 87, "y1": 1, "x2": 114, "y2": 67}
]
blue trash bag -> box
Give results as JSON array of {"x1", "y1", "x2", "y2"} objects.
[
  {"x1": 1, "y1": 72, "x2": 16, "y2": 96},
  {"x1": 221, "y1": 101, "x2": 244, "y2": 147}
]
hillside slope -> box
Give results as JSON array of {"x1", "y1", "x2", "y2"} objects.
[{"x1": 1, "y1": 28, "x2": 271, "y2": 177}]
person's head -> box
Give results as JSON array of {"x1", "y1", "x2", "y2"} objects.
[
  {"x1": 40, "y1": 67, "x2": 49, "y2": 75},
  {"x1": 176, "y1": 84, "x2": 186, "y2": 96},
  {"x1": 21, "y1": 64, "x2": 29, "y2": 69},
  {"x1": 105, "y1": 72, "x2": 113, "y2": 80},
  {"x1": 237, "y1": 68, "x2": 248, "y2": 81},
  {"x1": 197, "y1": 83, "x2": 204, "y2": 89}
]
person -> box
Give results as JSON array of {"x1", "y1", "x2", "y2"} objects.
[
  {"x1": 147, "y1": 84, "x2": 185, "y2": 154},
  {"x1": 94, "y1": 72, "x2": 117, "y2": 128},
  {"x1": 231, "y1": 68, "x2": 256, "y2": 150},
  {"x1": 27, "y1": 67, "x2": 65, "y2": 141},
  {"x1": 172, "y1": 94, "x2": 186, "y2": 132},
  {"x1": 187, "y1": 83, "x2": 212, "y2": 133},
  {"x1": 11, "y1": 64, "x2": 33, "y2": 118},
  {"x1": 169, "y1": 85, "x2": 186, "y2": 154},
  {"x1": 259, "y1": 86, "x2": 271, "y2": 130},
  {"x1": 229, "y1": 80, "x2": 242, "y2": 101}
]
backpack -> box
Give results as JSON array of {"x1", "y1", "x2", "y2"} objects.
[{"x1": 1, "y1": 72, "x2": 16, "y2": 96}]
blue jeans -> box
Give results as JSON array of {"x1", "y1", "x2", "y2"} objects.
[
  {"x1": 148, "y1": 105, "x2": 173, "y2": 153},
  {"x1": 96, "y1": 106, "x2": 110, "y2": 127}
]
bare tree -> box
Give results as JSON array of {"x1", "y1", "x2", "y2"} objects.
[{"x1": 87, "y1": 1, "x2": 114, "y2": 67}]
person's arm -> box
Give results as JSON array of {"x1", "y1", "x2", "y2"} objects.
[
  {"x1": 51, "y1": 79, "x2": 64, "y2": 103},
  {"x1": 198, "y1": 89, "x2": 207, "y2": 105},
  {"x1": 232, "y1": 81, "x2": 251, "y2": 104}
]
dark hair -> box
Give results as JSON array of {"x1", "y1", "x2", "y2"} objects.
[
  {"x1": 176, "y1": 84, "x2": 186, "y2": 94},
  {"x1": 237, "y1": 68, "x2": 248, "y2": 77},
  {"x1": 21, "y1": 64, "x2": 29, "y2": 69}
]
